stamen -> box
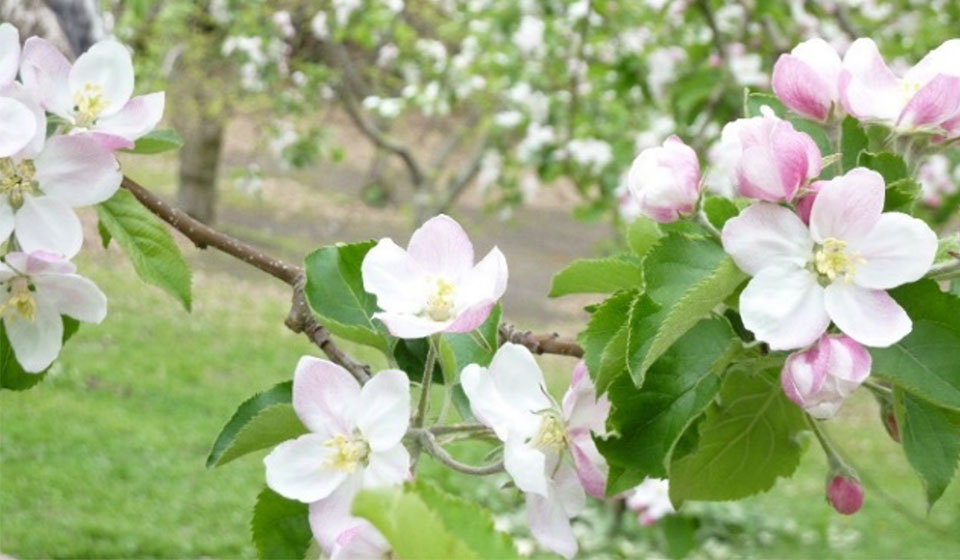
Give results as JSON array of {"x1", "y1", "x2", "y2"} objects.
[
  {"x1": 0, "y1": 277, "x2": 36, "y2": 323},
  {"x1": 73, "y1": 83, "x2": 109, "y2": 128},
  {"x1": 533, "y1": 413, "x2": 568, "y2": 453},
  {"x1": 814, "y1": 238, "x2": 866, "y2": 284},
  {"x1": 423, "y1": 278, "x2": 457, "y2": 322},
  {"x1": 0, "y1": 158, "x2": 38, "y2": 209},
  {"x1": 323, "y1": 434, "x2": 370, "y2": 473}
]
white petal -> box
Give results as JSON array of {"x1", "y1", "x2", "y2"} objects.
[
  {"x1": 292, "y1": 356, "x2": 361, "y2": 436},
  {"x1": 461, "y1": 363, "x2": 535, "y2": 441},
  {"x1": 4, "y1": 298, "x2": 63, "y2": 373},
  {"x1": 851, "y1": 213, "x2": 938, "y2": 290},
  {"x1": 5, "y1": 250, "x2": 75, "y2": 276},
  {"x1": 69, "y1": 40, "x2": 134, "y2": 116},
  {"x1": 33, "y1": 273, "x2": 107, "y2": 323},
  {"x1": 361, "y1": 238, "x2": 427, "y2": 314},
  {"x1": 2, "y1": 82, "x2": 47, "y2": 159},
  {"x1": 356, "y1": 369, "x2": 410, "y2": 451},
  {"x1": 554, "y1": 461, "x2": 587, "y2": 516},
  {"x1": 373, "y1": 311, "x2": 446, "y2": 339},
  {"x1": 526, "y1": 489, "x2": 578, "y2": 559},
  {"x1": 15, "y1": 195, "x2": 84, "y2": 259},
  {"x1": 739, "y1": 266, "x2": 830, "y2": 350},
  {"x1": 561, "y1": 361, "x2": 609, "y2": 435},
  {"x1": 94, "y1": 92, "x2": 165, "y2": 141},
  {"x1": 363, "y1": 444, "x2": 411, "y2": 488},
  {"x1": 264, "y1": 433, "x2": 346, "y2": 503},
  {"x1": 406, "y1": 214, "x2": 474, "y2": 280},
  {"x1": 18, "y1": 37, "x2": 72, "y2": 116},
  {"x1": 0, "y1": 97, "x2": 36, "y2": 158},
  {"x1": 308, "y1": 477, "x2": 363, "y2": 553},
  {"x1": 0, "y1": 198, "x2": 13, "y2": 243},
  {"x1": 34, "y1": 134, "x2": 122, "y2": 206},
  {"x1": 0, "y1": 23, "x2": 19, "y2": 87},
  {"x1": 808, "y1": 168, "x2": 885, "y2": 244},
  {"x1": 721, "y1": 203, "x2": 813, "y2": 276},
  {"x1": 904, "y1": 39, "x2": 960, "y2": 85},
  {"x1": 487, "y1": 343, "x2": 553, "y2": 423},
  {"x1": 840, "y1": 38, "x2": 903, "y2": 121},
  {"x1": 453, "y1": 246, "x2": 508, "y2": 311},
  {"x1": 824, "y1": 283, "x2": 911, "y2": 348},
  {"x1": 504, "y1": 436, "x2": 548, "y2": 496}
]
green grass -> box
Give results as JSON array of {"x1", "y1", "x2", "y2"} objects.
[{"x1": 2, "y1": 248, "x2": 959, "y2": 559}]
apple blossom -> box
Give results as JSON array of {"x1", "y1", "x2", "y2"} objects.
[
  {"x1": 722, "y1": 167, "x2": 937, "y2": 349},
  {"x1": 361, "y1": 214, "x2": 508, "y2": 339},
  {"x1": 781, "y1": 334, "x2": 871, "y2": 419},
  {"x1": 0, "y1": 23, "x2": 19, "y2": 88},
  {"x1": 625, "y1": 478, "x2": 675, "y2": 526},
  {"x1": 264, "y1": 358, "x2": 409, "y2": 556},
  {"x1": 0, "y1": 24, "x2": 41, "y2": 159},
  {"x1": 461, "y1": 345, "x2": 609, "y2": 558},
  {"x1": 826, "y1": 474, "x2": 864, "y2": 515},
  {"x1": 772, "y1": 38, "x2": 843, "y2": 121},
  {"x1": 626, "y1": 136, "x2": 701, "y2": 223},
  {"x1": 840, "y1": 39, "x2": 960, "y2": 135},
  {"x1": 19, "y1": 37, "x2": 165, "y2": 149},
  {"x1": 0, "y1": 251, "x2": 106, "y2": 372},
  {"x1": 716, "y1": 110, "x2": 822, "y2": 202}
]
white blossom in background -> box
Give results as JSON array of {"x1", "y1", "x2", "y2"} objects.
[
  {"x1": 271, "y1": 11, "x2": 295, "y2": 39},
  {"x1": 647, "y1": 47, "x2": 686, "y2": 100},
  {"x1": 377, "y1": 43, "x2": 399, "y2": 67},
  {"x1": 517, "y1": 122, "x2": 556, "y2": 162},
  {"x1": 381, "y1": 0, "x2": 405, "y2": 13},
  {"x1": 634, "y1": 114, "x2": 676, "y2": 151},
  {"x1": 363, "y1": 96, "x2": 404, "y2": 119},
  {"x1": 333, "y1": 0, "x2": 362, "y2": 27},
  {"x1": 493, "y1": 110, "x2": 524, "y2": 129},
  {"x1": 415, "y1": 39, "x2": 448, "y2": 72},
  {"x1": 310, "y1": 12, "x2": 330, "y2": 40},
  {"x1": 727, "y1": 43, "x2": 767, "y2": 87},
  {"x1": 626, "y1": 478, "x2": 675, "y2": 526},
  {"x1": 476, "y1": 150, "x2": 503, "y2": 195},
  {"x1": 513, "y1": 16, "x2": 546, "y2": 57},
  {"x1": 561, "y1": 139, "x2": 613, "y2": 171},
  {"x1": 918, "y1": 154, "x2": 958, "y2": 206}
]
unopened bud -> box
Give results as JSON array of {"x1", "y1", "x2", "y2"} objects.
[
  {"x1": 827, "y1": 474, "x2": 864, "y2": 515},
  {"x1": 881, "y1": 406, "x2": 900, "y2": 443}
]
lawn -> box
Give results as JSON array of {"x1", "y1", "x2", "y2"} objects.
[{"x1": 1, "y1": 234, "x2": 959, "y2": 559}]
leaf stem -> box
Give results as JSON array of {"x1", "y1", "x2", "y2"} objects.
[{"x1": 415, "y1": 430, "x2": 504, "y2": 476}]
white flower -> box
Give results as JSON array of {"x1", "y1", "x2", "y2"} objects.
[
  {"x1": 513, "y1": 16, "x2": 546, "y2": 57},
  {"x1": 626, "y1": 478, "x2": 675, "y2": 526}
]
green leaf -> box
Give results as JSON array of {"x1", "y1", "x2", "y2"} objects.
[
  {"x1": 743, "y1": 91, "x2": 786, "y2": 118},
  {"x1": 251, "y1": 488, "x2": 312, "y2": 560},
  {"x1": 894, "y1": 389, "x2": 960, "y2": 508},
  {"x1": 207, "y1": 382, "x2": 306, "y2": 467},
  {"x1": 702, "y1": 197, "x2": 739, "y2": 230},
  {"x1": 438, "y1": 304, "x2": 501, "y2": 383},
  {"x1": 626, "y1": 217, "x2": 663, "y2": 257},
  {"x1": 871, "y1": 281, "x2": 960, "y2": 411},
  {"x1": 790, "y1": 120, "x2": 834, "y2": 176},
  {"x1": 661, "y1": 516, "x2": 698, "y2": 560},
  {"x1": 122, "y1": 129, "x2": 184, "y2": 154},
  {"x1": 579, "y1": 289, "x2": 637, "y2": 393},
  {"x1": 1, "y1": 316, "x2": 79, "y2": 391},
  {"x1": 352, "y1": 486, "x2": 480, "y2": 560},
  {"x1": 668, "y1": 368, "x2": 808, "y2": 505},
  {"x1": 548, "y1": 256, "x2": 643, "y2": 297},
  {"x1": 883, "y1": 178, "x2": 921, "y2": 213},
  {"x1": 95, "y1": 189, "x2": 192, "y2": 311},
  {"x1": 414, "y1": 481, "x2": 518, "y2": 559},
  {"x1": 598, "y1": 317, "x2": 736, "y2": 493},
  {"x1": 304, "y1": 241, "x2": 389, "y2": 351},
  {"x1": 857, "y1": 150, "x2": 908, "y2": 182},
  {"x1": 97, "y1": 219, "x2": 112, "y2": 248},
  {"x1": 840, "y1": 116, "x2": 868, "y2": 173}
]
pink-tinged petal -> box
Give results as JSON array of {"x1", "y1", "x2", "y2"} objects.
[
  {"x1": 453, "y1": 246, "x2": 508, "y2": 311},
  {"x1": 18, "y1": 37, "x2": 72, "y2": 116},
  {"x1": 406, "y1": 214, "x2": 474, "y2": 279},
  {"x1": 69, "y1": 40, "x2": 134, "y2": 117},
  {"x1": 355, "y1": 369, "x2": 410, "y2": 451},
  {"x1": 15, "y1": 195, "x2": 83, "y2": 259},
  {"x1": 361, "y1": 238, "x2": 427, "y2": 315},
  {"x1": 6, "y1": 250, "x2": 76, "y2": 276},
  {"x1": 308, "y1": 477, "x2": 363, "y2": 553},
  {"x1": 721, "y1": 203, "x2": 814, "y2": 276},
  {"x1": 0, "y1": 199, "x2": 13, "y2": 243},
  {"x1": 3, "y1": 298, "x2": 62, "y2": 373},
  {"x1": 331, "y1": 523, "x2": 390, "y2": 560},
  {"x1": 76, "y1": 131, "x2": 135, "y2": 151},
  {"x1": 264, "y1": 433, "x2": 346, "y2": 503},
  {"x1": 827, "y1": 474, "x2": 864, "y2": 515},
  {"x1": 795, "y1": 181, "x2": 824, "y2": 225},
  {"x1": 562, "y1": 361, "x2": 609, "y2": 434},
  {"x1": 897, "y1": 74, "x2": 960, "y2": 130},
  {"x1": 736, "y1": 117, "x2": 821, "y2": 202},
  {"x1": 850, "y1": 212, "x2": 937, "y2": 289},
  {"x1": 790, "y1": 39, "x2": 842, "y2": 101},
  {"x1": 293, "y1": 356, "x2": 360, "y2": 436},
  {"x1": 95, "y1": 92, "x2": 165, "y2": 141},
  {"x1": 840, "y1": 38, "x2": 903, "y2": 122},
  {"x1": 505, "y1": 436, "x2": 548, "y2": 496},
  {"x1": 443, "y1": 300, "x2": 494, "y2": 333},
  {"x1": 34, "y1": 134, "x2": 123, "y2": 206},
  {"x1": 554, "y1": 461, "x2": 587, "y2": 516},
  {"x1": 808, "y1": 168, "x2": 884, "y2": 244},
  {"x1": 33, "y1": 274, "x2": 107, "y2": 323},
  {"x1": 781, "y1": 340, "x2": 830, "y2": 409},
  {"x1": 772, "y1": 54, "x2": 833, "y2": 121},
  {"x1": 373, "y1": 311, "x2": 445, "y2": 339},
  {"x1": 824, "y1": 283, "x2": 911, "y2": 347},
  {"x1": 825, "y1": 335, "x2": 872, "y2": 384},
  {"x1": 628, "y1": 136, "x2": 701, "y2": 223},
  {"x1": 0, "y1": 97, "x2": 36, "y2": 157},
  {"x1": 740, "y1": 266, "x2": 829, "y2": 350},
  {"x1": 0, "y1": 23, "x2": 19, "y2": 87},
  {"x1": 570, "y1": 431, "x2": 608, "y2": 500},
  {"x1": 363, "y1": 444, "x2": 411, "y2": 488},
  {"x1": 526, "y1": 466, "x2": 583, "y2": 560},
  {"x1": 903, "y1": 39, "x2": 960, "y2": 86}
]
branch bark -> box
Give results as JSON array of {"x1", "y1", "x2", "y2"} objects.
[{"x1": 499, "y1": 324, "x2": 584, "y2": 358}]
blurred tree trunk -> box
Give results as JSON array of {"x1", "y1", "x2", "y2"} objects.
[
  {"x1": 175, "y1": 115, "x2": 224, "y2": 224},
  {"x1": 1, "y1": 0, "x2": 72, "y2": 54}
]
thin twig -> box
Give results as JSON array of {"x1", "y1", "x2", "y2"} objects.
[
  {"x1": 499, "y1": 324, "x2": 584, "y2": 358},
  {"x1": 413, "y1": 429, "x2": 504, "y2": 476}
]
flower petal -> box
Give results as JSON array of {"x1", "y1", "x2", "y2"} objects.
[
  {"x1": 34, "y1": 134, "x2": 123, "y2": 206},
  {"x1": 373, "y1": 311, "x2": 446, "y2": 339},
  {"x1": 2, "y1": 82, "x2": 47, "y2": 159},
  {"x1": 95, "y1": 92, "x2": 165, "y2": 141},
  {"x1": 19, "y1": 37, "x2": 72, "y2": 116},
  {"x1": 487, "y1": 343, "x2": 553, "y2": 425},
  {"x1": 406, "y1": 214, "x2": 474, "y2": 279},
  {"x1": 361, "y1": 238, "x2": 427, "y2": 314},
  {"x1": 526, "y1": 483, "x2": 579, "y2": 559},
  {"x1": 561, "y1": 361, "x2": 609, "y2": 434},
  {"x1": 33, "y1": 273, "x2": 107, "y2": 323},
  {"x1": 570, "y1": 432, "x2": 608, "y2": 500},
  {"x1": 331, "y1": 523, "x2": 390, "y2": 560},
  {"x1": 824, "y1": 283, "x2": 911, "y2": 347},
  {"x1": 0, "y1": 97, "x2": 36, "y2": 158},
  {"x1": 363, "y1": 444, "x2": 410, "y2": 488},
  {"x1": 6, "y1": 250, "x2": 76, "y2": 276},
  {"x1": 308, "y1": 476, "x2": 363, "y2": 553},
  {"x1": 0, "y1": 198, "x2": 12, "y2": 243},
  {"x1": 772, "y1": 54, "x2": 833, "y2": 121},
  {"x1": 3, "y1": 298, "x2": 62, "y2": 373},
  {"x1": 293, "y1": 356, "x2": 361, "y2": 436},
  {"x1": 0, "y1": 23, "x2": 19, "y2": 87},
  {"x1": 504, "y1": 436, "x2": 548, "y2": 496},
  {"x1": 264, "y1": 433, "x2": 346, "y2": 503},
  {"x1": 15, "y1": 195, "x2": 83, "y2": 258},
  {"x1": 897, "y1": 74, "x2": 960, "y2": 130},
  {"x1": 453, "y1": 246, "x2": 508, "y2": 311},
  {"x1": 721, "y1": 202, "x2": 813, "y2": 276},
  {"x1": 825, "y1": 335, "x2": 872, "y2": 384},
  {"x1": 443, "y1": 300, "x2": 494, "y2": 333},
  {"x1": 461, "y1": 363, "x2": 536, "y2": 441},
  {"x1": 851, "y1": 213, "x2": 937, "y2": 289},
  {"x1": 781, "y1": 339, "x2": 829, "y2": 408},
  {"x1": 840, "y1": 38, "x2": 903, "y2": 121},
  {"x1": 808, "y1": 168, "x2": 884, "y2": 244},
  {"x1": 739, "y1": 266, "x2": 829, "y2": 350},
  {"x1": 355, "y1": 369, "x2": 410, "y2": 451},
  {"x1": 903, "y1": 39, "x2": 960, "y2": 86},
  {"x1": 69, "y1": 40, "x2": 134, "y2": 117}
]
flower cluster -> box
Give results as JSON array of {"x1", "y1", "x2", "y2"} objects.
[{"x1": 1, "y1": 26, "x2": 163, "y2": 371}]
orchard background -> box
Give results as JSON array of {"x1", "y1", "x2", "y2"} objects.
[{"x1": 1, "y1": 0, "x2": 959, "y2": 559}]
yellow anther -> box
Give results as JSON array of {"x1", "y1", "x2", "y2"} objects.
[
  {"x1": 424, "y1": 277, "x2": 457, "y2": 322},
  {"x1": 533, "y1": 413, "x2": 568, "y2": 453},
  {"x1": 0, "y1": 158, "x2": 37, "y2": 209},
  {"x1": 323, "y1": 434, "x2": 370, "y2": 474},
  {"x1": 1, "y1": 277, "x2": 36, "y2": 323},
  {"x1": 814, "y1": 238, "x2": 865, "y2": 283},
  {"x1": 73, "y1": 82, "x2": 109, "y2": 128},
  {"x1": 898, "y1": 79, "x2": 922, "y2": 102}
]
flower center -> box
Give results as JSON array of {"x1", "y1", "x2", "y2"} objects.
[
  {"x1": 814, "y1": 238, "x2": 864, "y2": 283},
  {"x1": 73, "y1": 82, "x2": 109, "y2": 128},
  {"x1": 898, "y1": 79, "x2": 922, "y2": 103},
  {"x1": 423, "y1": 277, "x2": 457, "y2": 322},
  {"x1": 323, "y1": 434, "x2": 370, "y2": 474},
  {"x1": 533, "y1": 413, "x2": 568, "y2": 453},
  {"x1": 0, "y1": 158, "x2": 39, "y2": 209},
  {"x1": 1, "y1": 277, "x2": 36, "y2": 323}
]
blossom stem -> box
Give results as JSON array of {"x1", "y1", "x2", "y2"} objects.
[
  {"x1": 411, "y1": 337, "x2": 439, "y2": 472},
  {"x1": 695, "y1": 209, "x2": 722, "y2": 239},
  {"x1": 926, "y1": 259, "x2": 960, "y2": 281},
  {"x1": 415, "y1": 430, "x2": 504, "y2": 476},
  {"x1": 862, "y1": 379, "x2": 893, "y2": 396},
  {"x1": 806, "y1": 414, "x2": 848, "y2": 472}
]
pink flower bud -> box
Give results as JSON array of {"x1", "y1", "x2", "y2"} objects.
[
  {"x1": 717, "y1": 112, "x2": 822, "y2": 202},
  {"x1": 794, "y1": 180, "x2": 824, "y2": 225},
  {"x1": 883, "y1": 408, "x2": 901, "y2": 443},
  {"x1": 772, "y1": 39, "x2": 843, "y2": 122},
  {"x1": 827, "y1": 474, "x2": 864, "y2": 515},
  {"x1": 781, "y1": 335, "x2": 872, "y2": 419},
  {"x1": 626, "y1": 136, "x2": 701, "y2": 223}
]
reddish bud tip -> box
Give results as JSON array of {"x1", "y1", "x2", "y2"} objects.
[
  {"x1": 827, "y1": 475, "x2": 864, "y2": 515},
  {"x1": 884, "y1": 411, "x2": 900, "y2": 443}
]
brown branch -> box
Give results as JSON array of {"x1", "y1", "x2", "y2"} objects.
[{"x1": 499, "y1": 324, "x2": 584, "y2": 358}]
